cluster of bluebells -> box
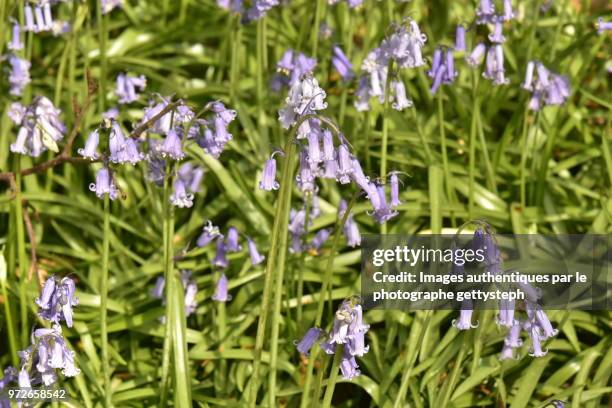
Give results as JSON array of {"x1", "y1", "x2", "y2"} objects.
[
  {"x1": 9, "y1": 97, "x2": 66, "y2": 157},
  {"x1": 151, "y1": 270, "x2": 199, "y2": 319},
  {"x1": 452, "y1": 226, "x2": 558, "y2": 360},
  {"x1": 22, "y1": 1, "x2": 70, "y2": 35},
  {"x1": 195, "y1": 221, "x2": 266, "y2": 302},
  {"x1": 355, "y1": 20, "x2": 426, "y2": 112},
  {"x1": 288, "y1": 195, "x2": 331, "y2": 254},
  {"x1": 271, "y1": 49, "x2": 317, "y2": 92},
  {"x1": 296, "y1": 297, "x2": 369, "y2": 380},
  {"x1": 328, "y1": 0, "x2": 364, "y2": 9},
  {"x1": 79, "y1": 96, "x2": 236, "y2": 207},
  {"x1": 116, "y1": 73, "x2": 147, "y2": 104},
  {"x1": 522, "y1": 62, "x2": 571, "y2": 111},
  {"x1": 0, "y1": 277, "x2": 81, "y2": 391},
  {"x1": 216, "y1": 0, "x2": 280, "y2": 22},
  {"x1": 268, "y1": 75, "x2": 402, "y2": 224},
  {"x1": 6, "y1": 54, "x2": 31, "y2": 96},
  {"x1": 428, "y1": 47, "x2": 458, "y2": 95}
]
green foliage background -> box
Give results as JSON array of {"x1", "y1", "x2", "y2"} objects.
[{"x1": 0, "y1": 0, "x2": 610, "y2": 406}]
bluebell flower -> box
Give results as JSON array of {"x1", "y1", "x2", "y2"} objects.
[
  {"x1": 272, "y1": 49, "x2": 317, "y2": 91},
  {"x1": 336, "y1": 144, "x2": 354, "y2": 184},
  {"x1": 331, "y1": 45, "x2": 354, "y2": 81},
  {"x1": 259, "y1": 152, "x2": 282, "y2": 191},
  {"x1": 453, "y1": 300, "x2": 478, "y2": 330},
  {"x1": 455, "y1": 24, "x2": 466, "y2": 52},
  {"x1": 310, "y1": 229, "x2": 331, "y2": 251},
  {"x1": 102, "y1": 0, "x2": 123, "y2": 14},
  {"x1": 295, "y1": 327, "x2": 325, "y2": 355},
  {"x1": 213, "y1": 238, "x2": 229, "y2": 268},
  {"x1": 428, "y1": 48, "x2": 443, "y2": 78},
  {"x1": 476, "y1": 0, "x2": 496, "y2": 24},
  {"x1": 36, "y1": 276, "x2": 79, "y2": 328},
  {"x1": 296, "y1": 151, "x2": 317, "y2": 193},
  {"x1": 466, "y1": 43, "x2": 486, "y2": 67},
  {"x1": 197, "y1": 221, "x2": 221, "y2": 247},
  {"x1": 150, "y1": 276, "x2": 165, "y2": 299},
  {"x1": 339, "y1": 200, "x2": 361, "y2": 247},
  {"x1": 306, "y1": 130, "x2": 323, "y2": 169},
  {"x1": 170, "y1": 178, "x2": 194, "y2": 208},
  {"x1": 496, "y1": 298, "x2": 516, "y2": 327},
  {"x1": 503, "y1": 0, "x2": 516, "y2": 21},
  {"x1": 488, "y1": 17, "x2": 506, "y2": 43},
  {"x1": 116, "y1": 73, "x2": 146, "y2": 104},
  {"x1": 483, "y1": 44, "x2": 509, "y2": 85},
  {"x1": 212, "y1": 273, "x2": 232, "y2": 302},
  {"x1": 78, "y1": 129, "x2": 100, "y2": 160},
  {"x1": 178, "y1": 162, "x2": 205, "y2": 193},
  {"x1": 245, "y1": 0, "x2": 280, "y2": 22},
  {"x1": 247, "y1": 237, "x2": 266, "y2": 265},
  {"x1": 181, "y1": 270, "x2": 198, "y2": 316},
  {"x1": 278, "y1": 76, "x2": 328, "y2": 130},
  {"x1": 9, "y1": 97, "x2": 66, "y2": 157},
  {"x1": 597, "y1": 18, "x2": 612, "y2": 34},
  {"x1": 391, "y1": 80, "x2": 412, "y2": 110},
  {"x1": 525, "y1": 321, "x2": 548, "y2": 357},
  {"x1": 225, "y1": 227, "x2": 242, "y2": 252},
  {"x1": 389, "y1": 172, "x2": 401, "y2": 207},
  {"x1": 89, "y1": 167, "x2": 120, "y2": 200},
  {"x1": 8, "y1": 22, "x2": 23, "y2": 51},
  {"x1": 8, "y1": 55, "x2": 31, "y2": 96},
  {"x1": 523, "y1": 61, "x2": 570, "y2": 110},
  {"x1": 157, "y1": 128, "x2": 185, "y2": 160}
]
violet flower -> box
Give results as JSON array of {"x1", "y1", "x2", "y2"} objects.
[
  {"x1": 225, "y1": 227, "x2": 242, "y2": 252},
  {"x1": 197, "y1": 221, "x2": 221, "y2": 247},
  {"x1": 389, "y1": 172, "x2": 401, "y2": 207},
  {"x1": 35, "y1": 276, "x2": 79, "y2": 328},
  {"x1": 8, "y1": 55, "x2": 31, "y2": 96},
  {"x1": 78, "y1": 129, "x2": 101, "y2": 160},
  {"x1": 247, "y1": 237, "x2": 266, "y2": 265},
  {"x1": 466, "y1": 43, "x2": 486, "y2": 67},
  {"x1": 476, "y1": 0, "x2": 496, "y2": 24},
  {"x1": 488, "y1": 17, "x2": 506, "y2": 44},
  {"x1": 278, "y1": 76, "x2": 328, "y2": 131},
  {"x1": 523, "y1": 61, "x2": 570, "y2": 110},
  {"x1": 116, "y1": 73, "x2": 146, "y2": 104},
  {"x1": 170, "y1": 178, "x2": 194, "y2": 208},
  {"x1": 102, "y1": 0, "x2": 123, "y2": 14},
  {"x1": 259, "y1": 153, "x2": 281, "y2": 191},
  {"x1": 89, "y1": 167, "x2": 120, "y2": 200},
  {"x1": 310, "y1": 228, "x2": 331, "y2": 251},
  {"x1": 339, "y1": 199, "x2": 361, "y2": 247},
  {"x1": 597, "y1": 18, "x2": 612, "y2": 35},
  {"x1": 331, "y1": 45, "x2": 354, "y2": 81},
  {"x1": 482, "y1": 44, "x2": 509, "y2": 85},
  {"x1": 212, "y1": 273, "x2": 232, "y2": 302},
  {"x1": 503, "y1": 0, "x2": 516, "y2": 21},
  {"x1": 245, "y1": 0, "x2": 280, "y2": 22},
  {"x1": 295, "y1": 327, "x2": 325, "y2": 355},
  {"x1": 181, "y1": 270, "x2": 198, "y2": 316},
  {"x1": 8, "y1": 22, "x2": 23, "y2": 51},
  {"x1": 455, "y1": 24, "x2": 466, "y2": 52},
  {"x1": 453, "y1": 300, "x2": 478, "y2": 330},
  {"x1": 272, "y1": 49, "x2": 317, "y2": 91},
  {"x1": 156, "y1": 128, "x2": 185, "y2": 160},
  {"x1": 9, "y1": 98, "x2": 65, "y2": 157},
  {"x1": 213, "y1": 238, "x2": 229, "y2": 268}
]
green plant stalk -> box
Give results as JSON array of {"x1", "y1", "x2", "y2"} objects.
[
  {"x1": 338, "y1": 10, "x2": 354, "y2": 127},
  {"x1": 321, "y1": 344, "x2": 343, "y2": 407},
  {"x1": 13, "y1": 159, "x2": 28, "y2": 348},
  {"x1": 437, "y1": 333, "x2": 469, "y2": 407},
  {"x1": 380, "y1": 61, "x2": 393, "y2": 234},
  {"x1": 475, "y1": 107, "x2": 497, "y2": 194},
  {"x1": 518, "y1": 103, "x2": 532, "y2": 208},
  {"x1": 96, "y1": 0, "x2": 108, "y2": 112},
  {"x1": 267, "y1": 147, "x2": 297, "y2": 408},
  {"x1": 410, "y1": 105, "x2": 433, "y2": 165},
  {"x1": 311, "y1": 0, "x2": 326, "y2": 56},
  {"x1": 229, "y1": 15, "x2": 242, "y2": 103},
  {"x1": 391, "y1": 310, "x2": 432, "y2": 408},
  {"x1": 247, "y1": 136, "x2": 297, "y2": 407},
  {"x1": 216, "y1": 291, "x2": 227, "y2": 396},
  {"x1": 437, "y1": 92, "x2": 454, "y2": 225},
  {"x1": 256, "y1": 18, "x2": 269, "y2": 156},
  {"x1": 159, "y1": 169, "x2": 173, "y2": 406},
  {"x1": 0, "y1": 278, "x2": 19, "y2": 367},
  {"x1": 468, "y1": 72, "x2": 480, "y2": 219},
  {"x1": 296, "y1": 195, "x2": 313, "y2": 328},
  {"x1": 100, "y1": 194, "x2": 111, "y2": 408},
  {"x1": 299, "y1": 344, "x2": 320, "y2": 408}
]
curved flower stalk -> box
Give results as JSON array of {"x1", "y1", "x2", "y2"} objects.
[
  {"x1": 354, "y1": 19, "x2": 426, "y2": 112},
  {"x1": 150, "y1": 271, "x2": 199, "y2": 318}
]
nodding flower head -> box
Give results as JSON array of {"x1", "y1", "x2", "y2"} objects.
[
  {"x1": 483, "y1": 45, "x2": 509, "y2": 85},
  {"x1": 331, "y1": 45, "x2": 354, "y2": 81},
  {"x1": 295, "y1": 327, "x2": 325, "y2": 355},
  {"x1": 476, "y1": 0, "x2": 496, "y2": 24},
  {"x1": 523, "y1": 61, "x2": 570, "y2": 110},
  {"x1": 502, "y1": 0, "x2": 516, "y2": 21},
  {"x1": 9, "y1": 97, "x2": 65, "y2": 158},
  {"x1": 78, "y1": 129, "x2": 100, "y2": 160},
  {"x1": 339, "y1": 199, "x2": 361, "y2": 248},
  {"x1": 466, "y1": 43, "x2": 486, "y2": 67},
  {"x1": 488, "y1": 17, "x2": 506, "y2": 44},
  {"x1": 8, "y1": 22, "x2": 23, "y2": 51},
  {"x1": 225, "y1": 227, "x2": 242, "y2": 252},
  {"x1": 197, "y1": 221, "x2": 221, "y2": 247},
  {"x1": 170, "y1": 177, "x2": 194, "y2": 208},
  {"x1": 213, "y1": 238, "x2": 229, "y2": 269},
  {"x1": 116, "y1": 73, "x2": 146, "y2": 104},
  {"x1": 102, "y1": 0, "x2": 123, "y2": 14},
  {"x1": 389, "y1": 172, "x2": 402, "y2": 207},
  {"x1": 455, "y1": 24, "x2": 466, "y2": 52},
  {"x1": 597, "y1": 18, "x2": 612, "y2": 35},
  {"x1": 35, "y1": 276, "x2": 79, "y2": 328},
  {"x1": 391, "y1": 80, "x2": 412, "y2": 111},
  {"x1": 259, "y1": 151, "x2": 282, "y2": 191},
  {"x1": 89, "y1": 167, "x2": 120, "y2": 200},
  {"x1": 272, "y1": 49, "x2": 317, "y2": 91},
  {"x1": 452, "y1": 300, "x2": 479, "y2": 330},
  {"x1": 212, "y1": 273, "x2": 232, "y2": 302},
  {"x1": 247, "y1": 237, "x2": 266, "y2": 265}
]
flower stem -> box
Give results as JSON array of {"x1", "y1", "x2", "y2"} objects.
[
  {"x1": 437, "y1": 91, "x2": 455, "y2": 225},
  {"x1": 96, "y1": 0, "x2": 108, "y2": 112},
  {"x1": 311, "y1": 0, "x2": 326, "y2": 56},
  {"x1": 247, "y1": 135, "x2": 297, "y2": 407},
  {"x1": 468, "y1": 71, "x2": 480, "y2": 220},
  {"x1": 380, "y1": 62, "x2": 393, "y2": 234},
  {"x1": 100, "y1": 194, "x2": 111, "y2": 408},
  {"x1": 296, "y1": 195, "x2": 313, "y2": 328},
  {"x1": 159, "y1": 167, "x2": 173, "y2": 406},
  {"x1": 256, "y1": 18, "x2": 269, "y2": 156},
  {"x1": 13, "y1": 159, "x2": 28, "y2": 348},
  {"x1": 321, "y1": 344, "x2": 343, "y2": 408}
]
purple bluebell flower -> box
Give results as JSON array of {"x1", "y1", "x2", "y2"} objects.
[
  {"x1": 499, "y1": 344, "x2": 515, "y2": 360},
  {"x1": 488, "y1": 18, "x2": 506, "y2": 43},
  {"x1": 245, "y1": 0, "x2": 280, "y2": 22},
  {"x1": 24, "y1": 5, "x2": 36, "y2": 32},
  {"x1": 336, "y1": 144, "x2": 354, "y2": 184},
  {"x1": 503, "y1": 0, "x2": 516, "y2": 21},
  {"x1": 150, "y1": 276, "x2": 165, "y2": 299},
  {"x1": 247, "y1": 237, "x2": 266, "y2": 265},
  {"x1": 272, "y1": 49, "x2": 317, "y2": 91},
  {"x1": 306, "y1": 130, "x2": 323, "y2": 168},
  {"x1": 550, "y1": 400, "x2": 567, "y2": 408},
  {"x1": 8, "y1": 56, "x2": 31, "y2": 96},
  {"x1": 430, "y1": 64, "x2": 447, "y2": 95},
  {"x1": 371, "y1": 184, "x2": 398, "y2": 224},
  {"x1": 178, "y1": 162, "x2": 205, "y2": 193},
  {"x1": 197, "y1": 221, "x2": 221, "y2": 247},
  {"x1": 476, "y1": 0, "x2": 496, "y2": 24},
  {"x1": 157, "y1": 129, "x2": 185, "y2": 160},
  {"x1": 102, "y1": 0, "x2": 123, "y2": 14},
  {"x1": 170, "y1": 178, "x2": 194, "y2": 208},
  {"x1": 213, "y1": 238, "x2": 229, "y2": 269},
  {"x1": 389, "y1": 172, "x2": 401, "y2": 207},
  {"x1": 78, "y1": 129, "x2": 100, "y2": 160},
  {"x1": 103, "y1": 107, "x2": 119, "y2": 121},
  {"x1": 146, "y1": 155, "x2": 166, "y2": 186},
  {"x1": 259, "y1": 153, "x2": 281, "y2": 191},
  {"x1": 340, "y1": 349, "x2": 361, "y2": 380},
  {"x1": 18, "y1": 368, "x2": 31, "y2": 388},
  {"x1": 322, "y1": 129, "x2": 335, "y2": 161},
  {"x1": 296, "y1": 151, "x2": 317, "y2": 193},
  {"x1": 8, "y1": 22, "x2": 23, "y2": 50},
  {"x1": 466, "y1": 43, "x2": 486, "y2": 67},
  {"x1": 453, "y1": 300, "x2": 478, "y2": 330},
  {"x1": 526, "y1": 322, "x2": 548, "y2": 357},
  {"x1": 483, "y1": 44, "x2": 509, "y2": 85},
  {"x1": 310, "y1": 228, "x2": 331, "y2": 251},
  {"x1": 116, "y1": 73, "x2": 146, "y2": 104},
  {"x1": 526, "y1": 302, "x2": 558, "y2": 339},
  {"x1": 217, "y1": 0, "x2": 244, "y2": 13},
  {"x1": 455, "y1": 24, "x2": 466, "y2": 52},
  {"x1": 212, "y1": 273, "x2": 232, "y2": 302},
  {"x1": 597, "y1": 18, "x2": 612, "y2": 35},
  {"x1": 278, "y1": 76, "x2": 327, "y2": 130},
  {"x1": 89, "y1": 167, "x2": 120, "y2": 200},
  {"x1": 391, "y1": 80, "x2": 412, "y2": 110},
  {"x1": 428, "y1": 48, "x2": 443, "y2": 78},
  {"x1": 523, "y1": 61, "x2": 570, "y2": 110},
  {"x1": 339, "y1": 200, "x2": 361, "y2": 247},
  {"x1": 504, "y1": 320, "x2": 523, "y2": 348},
  {"x1": 181, "y1": 270, "x2": 198, "y2": 316},
  {"x1": 444, "y1": 50, "x2": 458, "y2": 83},
  {"x1": 331, "y1": 45, "x2": 354, "y2": 81},
  {"x1": 295, "y1": 327, "x2": 325, "y2": 355},
  {"x1": 497, "y1": 299, "x2": 515, "y2": 327},
  {"x1": 225, "y1": 227, "x2": 242, "y2": 252}
]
